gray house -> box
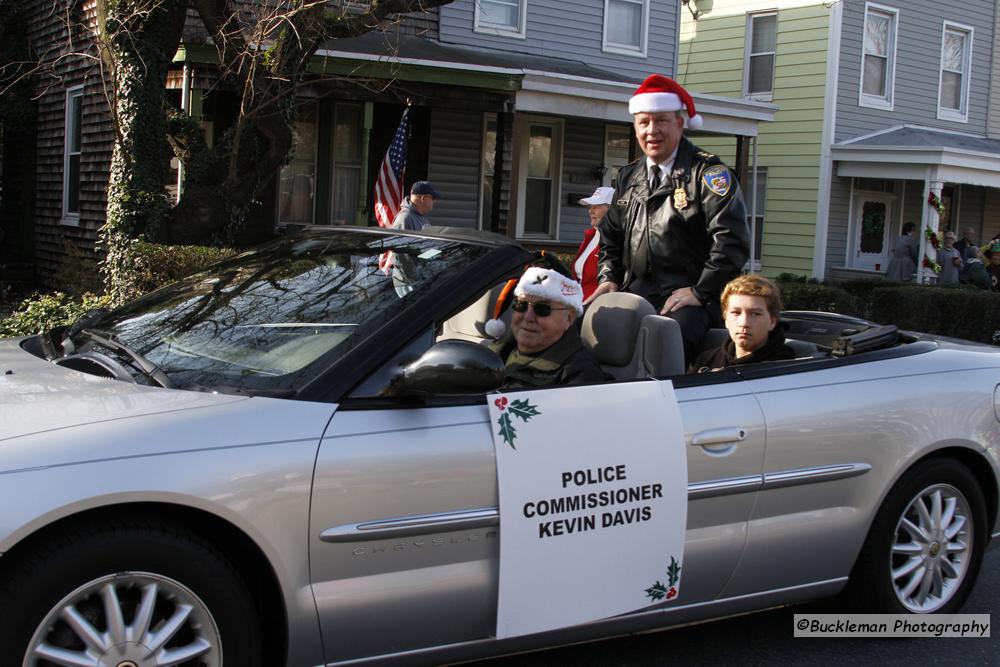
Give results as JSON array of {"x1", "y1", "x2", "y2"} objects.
[
  {"x1": 4, "y1": 0, "x2": 774, "y2": 284},
  {"x1": 821, "y1": 0, "x2": 1000, "y2": 281}
]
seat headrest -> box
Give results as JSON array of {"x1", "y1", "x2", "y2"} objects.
[
  {"x1": 446, "y1": 284, "x2": 506, "y2": 338},
  {"x1": 581, "y1": 292, "x2": 655, "y2": 366}
]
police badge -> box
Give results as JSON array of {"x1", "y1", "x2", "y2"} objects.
[
  {"x1": 673, "y1": 188, "x2": 688, "y2": 210},
  {"x1": 702, "y1": 165, "x2": 731, "y2": 197}
]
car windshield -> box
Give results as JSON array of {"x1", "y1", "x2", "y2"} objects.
[{"x1": 76, "y1": 228, "x2": 494, "y2": 394}]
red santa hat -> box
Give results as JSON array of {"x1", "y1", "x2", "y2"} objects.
[{"x1": 628, "y1": 74, "x2": 703, "y2": 130}]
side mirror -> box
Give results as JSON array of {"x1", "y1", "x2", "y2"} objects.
[{"x1": 397, "y1": 339, "x2": 505, "y2": 396}]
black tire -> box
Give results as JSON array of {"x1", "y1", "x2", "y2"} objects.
[
  {"x1": 0, "y1": 519, "x2": 261, "y2": 666},
  {"x1": 843, "y1": 457, "x2": 987, "y2": 614}
]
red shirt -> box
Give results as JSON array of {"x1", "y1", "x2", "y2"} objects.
[{"x1": 572, "y1": 228, "x2": 601, "y2": 301}]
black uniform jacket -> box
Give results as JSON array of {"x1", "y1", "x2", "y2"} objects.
[{"x1": 598, "y1": 136, "x2": 750, "y2": 304}]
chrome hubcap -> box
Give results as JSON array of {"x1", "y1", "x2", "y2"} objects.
[
  {"x1": 890, "y1": 484, "x2": 972, "y2": 612},
  {"x1": 24, "y1": 572, "x2": 221, "y2": 667}
]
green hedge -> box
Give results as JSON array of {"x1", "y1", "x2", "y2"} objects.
[
  {"x1": 0, "y1": 292, "x2": 113, "y2": 338},
  {"x1": 116, "y1": 241, "x2": 237, "y2": 301},
  {"x1": 777, "y1": 276, "x2": 1000, "y2": 345},
  {"x1": 1, "y1": 242, "x2": 235, "y2": 338}
]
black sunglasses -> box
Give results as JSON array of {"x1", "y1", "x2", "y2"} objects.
[{"x1": 511, "y1": 300, "x2": 569, "y2": 317}]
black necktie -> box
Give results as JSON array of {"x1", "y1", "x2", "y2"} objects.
[{"x1": 650, "y1": 166, "x2": 661, "y2": 192}]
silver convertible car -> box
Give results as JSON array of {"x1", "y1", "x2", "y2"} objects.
[{"x1": 1, "y1": 226, "x2": 998, "y2": 666}]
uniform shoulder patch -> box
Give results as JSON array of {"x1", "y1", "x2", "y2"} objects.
[{"x1": 702, "y1": 165, "x2": 732, "y2": 197}]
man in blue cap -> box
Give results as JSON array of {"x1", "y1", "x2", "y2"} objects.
[{"x1": 392, "y1": 180, "x2": 441, "y2": 230}]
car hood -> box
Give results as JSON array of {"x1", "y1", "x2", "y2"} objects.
[{"x1": 0, "y1": 337, "x2": 247, "y2": 442}]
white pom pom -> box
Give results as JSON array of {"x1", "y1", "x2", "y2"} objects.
[
  {"x1": 687, "y1": 114, "x2": 703, "y2": 130},
  {"x1": 485, "y1": 318, "x2": 506, "y2": 339}
]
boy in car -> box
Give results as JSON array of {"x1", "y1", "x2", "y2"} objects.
[{"x1": 693, "y1": 274, "x2": 794, "y2": 372}]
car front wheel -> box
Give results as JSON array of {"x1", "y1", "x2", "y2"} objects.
[
  {"x1": 0, "y1": 520, "x2": 261, "y2": 667},
  {"x1": 845, "y1": 457, "x2": 987, "y2": 614}
]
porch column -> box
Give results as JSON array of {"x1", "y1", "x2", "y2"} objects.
[
  {"x1": 917, "y1": 169, "x2": 944, "y2": 284},
  {"x1": 356, "y1": 101, "x2": 373, "y2": 226}
]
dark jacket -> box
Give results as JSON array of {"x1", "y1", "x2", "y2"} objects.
[
  {"x1": 492, "y1": 326, "x2": 606, "y2": 389},
  {"x1": 598, "y1": 136, "x2": 750, "y2": 304},
  {"x1": 693, "y1": 327, "x2": 795, "y2": 373},
  {"x1": 960, "y1": 259, "x2": 990, "y2": 290}
]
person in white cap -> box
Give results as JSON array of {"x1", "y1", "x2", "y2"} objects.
[
  {"x1": 572, "y1": 186, "x2": 615, "y2": 301},
  {"x1": 490, "y1": 265, "x2": 605, "y2": 389},
  {"x1": 589, "y1": 73, "x2": 750, "y2": 364}
]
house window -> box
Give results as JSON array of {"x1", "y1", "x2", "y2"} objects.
[
  {"x1": 603, "y1": 124, "x2": 631, "y2": 187},
  {"x1": 330, "y1": 103, "x2": 362, "y2": 225},
  {"x1": 746, "y1": 167, "x2": 767, "y2": 265},
  {"x1": 475, "y1": 0, "x2": 526, "y2": 38},
  {"x1": 479, "y1": 113, "x2": 497, "y2": 230},
  {"x1": 62, "y1": 87, "x2": 84, "y2": 223},
  {"x1": 518, "y1": 118, "x2": 563, "y2": 238},
  {"x1": 745, "y1": 12, "x2": 777, "y2": 99},
  {"x1": 278, "y1": 101, "x2": 318, "y2": 224},
  {"x1": 859, "y1": 4, "x2": 898, "y2": 109},
  {"x1": 603, "y1": 0, "x2": 649, "y2": 56},
  {"x1": 938, "y1": 23, "x2": 973, "y2": 122}
]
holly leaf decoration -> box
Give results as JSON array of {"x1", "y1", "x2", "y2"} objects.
[
  {"x1": 497, "y1": 412, "x2": 517, "y2": 449},
  {"x1": 645, "y1": 581, "x2": 667, "y2": 602},
  {"x1": 667, "y1": 556, "x2": 682, "y2": 587},
  {"x1": 508, "y1": 398, "x2": 541, "y2": 422}
]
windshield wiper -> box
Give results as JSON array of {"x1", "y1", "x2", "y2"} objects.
[{"x1": 69, "y1": 328, "x2": 176, "y2": 389}]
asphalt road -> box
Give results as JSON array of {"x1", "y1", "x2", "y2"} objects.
[{"x1": 480, "y1": 550, "x2": 999, "y2": 666}]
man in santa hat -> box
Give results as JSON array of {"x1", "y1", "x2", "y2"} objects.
[
  {"x1": 490, "y1": 265, "x2": 605, "y2": 389},
  {"x1": 588, "y1": 74, "x2": 750, "y2": 364}
]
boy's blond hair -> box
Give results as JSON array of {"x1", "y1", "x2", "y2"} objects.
[{"x1": 720, "y1": 274, "x2": 783, "y2": 318}]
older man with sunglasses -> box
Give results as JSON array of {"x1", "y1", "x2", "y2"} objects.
[{"x1": 491, "y1": 266, "x2": 606, "y2": 389}]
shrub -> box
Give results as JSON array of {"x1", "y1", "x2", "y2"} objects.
[
  {"x1": 114, "y1": 241, "x2": 237, "y2": 302},
  {"x1": 867, "y1": 285, "x2": 1000, "y2": 344},
  {"x1": 778, "y1": 281, "x2": 859, "y2": 317},
  {"x1": 0, "y1": 292, "x2": 113, "y2": 338}
]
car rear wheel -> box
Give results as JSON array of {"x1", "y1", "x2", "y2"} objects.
[
  {"x1": 0, "y1": 520, "x2": 261, "y2": 667},
  {"x1": 845, "y1": 458, "x2": 987, "y2": 614}
]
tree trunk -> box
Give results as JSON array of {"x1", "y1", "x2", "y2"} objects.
[{"x1": 96, "y1": 0, "x2": 186, "y2": 303}]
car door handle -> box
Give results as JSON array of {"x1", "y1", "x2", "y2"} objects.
[
  {"x1": 690, "y1": 427, "x2": 747, "y2": 456},
  {"x1": 690, "y1": 427, "x2": 747, "y2": 446}
]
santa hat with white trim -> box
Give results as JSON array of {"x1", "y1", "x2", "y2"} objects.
[{"x1": 628, "y1": 74, "x2": 703, "y2": 130}]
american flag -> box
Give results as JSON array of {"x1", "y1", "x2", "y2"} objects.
[{"x1": 374, "y1": 108, "x2": 410, "y2": 228}]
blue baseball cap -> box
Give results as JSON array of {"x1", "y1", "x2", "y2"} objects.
[{"x1": 411, "y1": 181, "x2": 442, "y2": 199}]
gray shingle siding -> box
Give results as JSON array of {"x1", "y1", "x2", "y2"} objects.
[
  {"x1": 957, "y1": 184, "x2": 986, "y2": 232},
  {"x1": 427, "y1": 108, "x2": 484, "y2": 229},
  {"x1": 439, "y1": 0, "x2": 675, "y2": 77},
  {"x1": 558, "y1": 118, "x2": 607, "y2": 244},
  {"x1": 836, "y1": 0, "x2": 995, "y2": 143}
]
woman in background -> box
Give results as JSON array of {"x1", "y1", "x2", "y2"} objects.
[
  {"x1": 885, "y1": 222, "x2": 917, "y2": 282},
  {"x1": 572, "y1": 187, "x2": 615, "y2": 301}
]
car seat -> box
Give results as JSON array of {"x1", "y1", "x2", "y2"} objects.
[
  {"x1": 439, "y1": 283, "x2": 512, "y2": 345},
  {"x1": 581, "y1": 292, "x2": 686, "y2": 379},
  {"x1": 696, "y1": 327, "x2": 819, "y2": 362}
]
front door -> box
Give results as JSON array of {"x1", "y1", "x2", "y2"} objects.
[{"x1": 851, "y1": 193, "x2": 894, "y2": 271}]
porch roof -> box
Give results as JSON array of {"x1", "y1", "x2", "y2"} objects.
[
  {"x1": 832, "y1": 125, "x2": 1000, "y2": 189},
  {"x1": 311, "y1": 33, "x2": 775, "y2": 136}
]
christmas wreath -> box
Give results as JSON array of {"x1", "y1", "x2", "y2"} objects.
[{"x1": 922, "y1": 255, "x2": 942, "y2": 274}]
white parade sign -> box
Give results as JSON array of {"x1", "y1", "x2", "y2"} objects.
[{"x1": 489, "y1": 380, "x2": 687, "y2": 639}]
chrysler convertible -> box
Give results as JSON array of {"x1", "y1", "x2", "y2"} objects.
[{"x1": 0, "y1": 226, "x2": 997, "y2": 666}]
